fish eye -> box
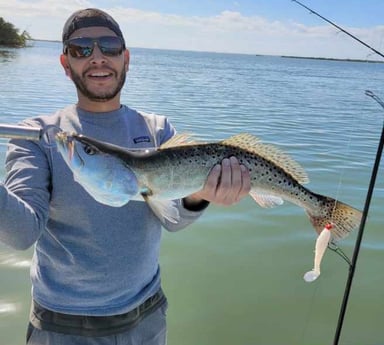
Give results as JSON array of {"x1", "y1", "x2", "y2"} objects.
[{"x1": 83, "y1": 145, "x2": 97, "y2": 155}]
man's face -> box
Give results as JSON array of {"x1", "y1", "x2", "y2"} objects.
[{"x1": 61, "y1": 27, "x2": 130, "y2": 103}]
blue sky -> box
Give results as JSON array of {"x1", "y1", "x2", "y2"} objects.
[
  {"x1": 98, "y1": 0, "x2": 384, "y2": 26},
  {"x1": 1, "y1": 0, "x2": 384, "y2": 59}
]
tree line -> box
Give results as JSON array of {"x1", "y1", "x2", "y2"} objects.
[{"x1": 0, "y1": 17, "x2": 31, "y2": 47}]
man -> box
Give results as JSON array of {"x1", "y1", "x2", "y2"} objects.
[{"x1": 0, "y1": 8, "x2": 250, "y2": 345}]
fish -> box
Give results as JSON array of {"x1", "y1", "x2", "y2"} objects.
[{"x1": 55, "y1": 131, "x2": 362, "y2": 242}]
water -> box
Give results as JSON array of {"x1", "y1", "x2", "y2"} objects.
[{"x1": 0, "y1": 41, "x2": 383, "y2": 345}]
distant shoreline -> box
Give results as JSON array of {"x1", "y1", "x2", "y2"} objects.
[
  {"x1": 2, "y1": 39, "x2": 383, "y2": 63},
  {"x1": 31, "y1": 39, "x2": 60, "y2": 43},
  {"x1": 281, "y1": 55, "x2": 384, "y2": 64}
]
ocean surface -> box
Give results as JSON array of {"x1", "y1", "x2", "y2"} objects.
[{"x1": 0, "y1": 40, "x2": 383, "y2": 345}]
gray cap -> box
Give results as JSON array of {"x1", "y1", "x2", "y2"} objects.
[{"x1": 62, "y1": 8, "x2": 125, "y2": 46}]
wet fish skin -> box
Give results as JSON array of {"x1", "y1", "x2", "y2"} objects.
[
  {"x1": 55, "y1": 132, "x2": 139, "y2": 206},
  {"x1": 55, "y1": 132, "x2": 362, "y2": 241}
]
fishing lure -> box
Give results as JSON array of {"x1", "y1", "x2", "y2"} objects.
[
  {"x1": 293, "y1": 1, "x2": 384, "y2": 344},
  {"x1": 303, "y1": 223, "x2": 332, "y2": 282}
]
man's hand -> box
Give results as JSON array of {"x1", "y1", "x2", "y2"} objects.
[{"x1": 183, "y1": 157, "x2": 251, "y2": 209}]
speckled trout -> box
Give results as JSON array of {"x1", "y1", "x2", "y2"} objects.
[{"x1": 55, "y1": 132, "x2": 362, "y2": 242}]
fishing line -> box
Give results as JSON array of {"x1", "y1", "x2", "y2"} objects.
[
  {"x1": 291, "y1": 2, "x2": 384, "y2": 344},
  {"x1": 327, "y1": 242, "x2": 351, "y2": 266},
  {"x1": 327, "y1": 105, "x2": 361, "y2": 267},
  {"x1": 332, "y1": 91, "x2": 384, "y2": 344},
  {"x1": 291, "y1": 0, "x2": 384, "y2": 60},
  {"x1": 299, "y1": 281, "x2": 320, "y2": 343}
]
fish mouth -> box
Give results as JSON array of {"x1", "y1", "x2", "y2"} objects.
[{"x1": 55, "y1": 132, "x2": 76, "y2": 163}]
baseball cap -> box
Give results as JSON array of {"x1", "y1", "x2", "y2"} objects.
[{"x1": 62, "y1": 8, "x2": 125, "y2": 47}]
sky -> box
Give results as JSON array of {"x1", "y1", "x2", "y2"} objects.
[{"x1": 1, "y1": 0, "x2": 384, "y2": 60}]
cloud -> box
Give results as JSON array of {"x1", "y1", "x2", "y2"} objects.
[
  {"x1": 107, "y1": 7, "x2": 384, "y2": 58},
  {"x1": 1, "y1": 1, "x2": 383, "y2": 59},
  {"x1": 1, "y1": 0, "x2": 92, "y2": 17}
]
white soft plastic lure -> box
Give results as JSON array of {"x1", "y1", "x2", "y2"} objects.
[{"x1": 303, "y1": 223, "x2": 333, "y2": 282}]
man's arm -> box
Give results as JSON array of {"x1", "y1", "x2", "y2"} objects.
[{"x1": 0, "y1": 139, "x2": 51, "y2": 250}]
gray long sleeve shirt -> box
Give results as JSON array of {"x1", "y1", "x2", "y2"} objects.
[{"x1": 0, "y1": 105, "x2": 205, "y2": 316}]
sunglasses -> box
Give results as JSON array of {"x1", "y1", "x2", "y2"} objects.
[{"x1": 63, "y1": 36, "x2": 125, "y2": 58}]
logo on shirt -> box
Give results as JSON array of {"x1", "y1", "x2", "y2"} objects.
[{"x1": 133, "y1": 136, "x2": 151, "y2": 144}]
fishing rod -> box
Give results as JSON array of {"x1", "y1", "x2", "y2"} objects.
[
  {"x1": 292, "y1": 0, "x2": 384, "y2": 60},
  {"x1": 292, "y1": 1, "x2": 384, "y2": 344},
  {"x1": 0, "y1": 124, "x2": 42, "y2": 141},
  {"x1": 331, "y1": 90, "x2": 384, "y2": 344}
]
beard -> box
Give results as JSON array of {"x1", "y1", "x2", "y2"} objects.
[{"x1": 69, "y1": 65, "x2": 126, "y2": 102}]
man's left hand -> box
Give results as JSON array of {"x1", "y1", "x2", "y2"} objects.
[{"x1": 183, "y1": 156, "x2": 251, "y2": 208}]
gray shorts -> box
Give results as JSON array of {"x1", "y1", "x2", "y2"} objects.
[{"x1": 26, "y1": 291, "x2": 168, "y2": 345}]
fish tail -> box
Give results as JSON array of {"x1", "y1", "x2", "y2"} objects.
[{"x1": 306, "y1": 196, "x2": 362, "y2": 241}]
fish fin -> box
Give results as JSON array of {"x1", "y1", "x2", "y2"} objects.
[
  {"x1": 159, "y1": 133, "x2": 200, "y2": 149},
  {"x1": 306, "y1": 196, "x2": 362, "y2": 240},
  {"x1": 220, "y1": 133, "x2": 309, "y2": 184},
  {"x1": 143, "y1": 195, "x2": 180, "y2": 223},
  {"x1": 249, "y1": 190, "x2": 284, "y2": 208}
]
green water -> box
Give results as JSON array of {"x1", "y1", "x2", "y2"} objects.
[
  {"x1": 1, "y1": 211, "x2": 383, "y2": 344},
  {"x1": 0, "y1": 42, "x2": 383, "y2": 344},
  {"x1": 160, "y1": 203, "x2": 383, "y2": 345}
]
